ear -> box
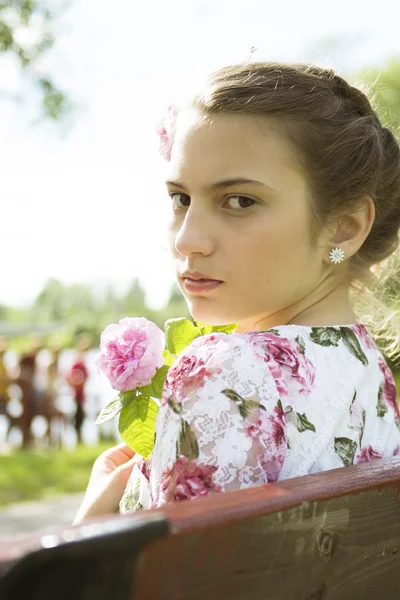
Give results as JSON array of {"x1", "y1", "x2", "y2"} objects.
[{"x1": 322, "y1": 196, "x2": 375, "y2": 264}]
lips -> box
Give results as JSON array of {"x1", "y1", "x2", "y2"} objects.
[
  {"x1": 181, "y1": 271, "x2": 221, "y2": 282},
  {"x1": 182, "y1": 278, "x2": 222, "y2": 293}
]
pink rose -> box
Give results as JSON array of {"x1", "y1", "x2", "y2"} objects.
[
  {"x1": 356, "y1": 445, "x2": 383, "y2": 464},
  {"x1": 160, "y1": 457, "x2": 221, "y2": 503},
  {"x1": 156, "y1": 104, "x2": 178, "y2": 161},
  {"x1": 96, "y1": 317, "x2": 165, "y2": 392},
  {"x1": 248, "y1": 332, "x2": 315, "y2": 395},
  {"x1": 377, "y1": 354, "x2": 400, "y2": 421}
]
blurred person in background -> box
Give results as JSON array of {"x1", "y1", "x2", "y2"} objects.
[
  {"x1": 12, "y1": 352, "x2": 37, "y2": 448},
  {"x1": 0, "y1": 337, "x2": 10, "y2": 417},
  {"x1": 67, "y1": 334, "x2": 91, "y2": 445}
]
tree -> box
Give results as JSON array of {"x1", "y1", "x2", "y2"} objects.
[{"x1": 0, "y1": 0, "x2": 70, "y2": 119}]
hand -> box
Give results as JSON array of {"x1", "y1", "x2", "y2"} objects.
[{"x1": 73, "y1": 443, "x2": 140, "y2": 524}]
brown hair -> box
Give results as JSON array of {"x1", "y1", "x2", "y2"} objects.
[{"x1": 182, "y1": 62, "x2": 400, "y2": 358}]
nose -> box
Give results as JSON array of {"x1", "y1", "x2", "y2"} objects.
[{"x1": 172, "y1": 207, "x2": 215, "y2": 258}]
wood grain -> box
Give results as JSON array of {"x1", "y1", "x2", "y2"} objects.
[{"x1": 134, "y1": 458, "x2": 400, "y2": 599}]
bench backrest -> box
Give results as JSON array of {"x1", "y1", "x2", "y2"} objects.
[{"x1": 1, "y1": 457, "x2": 400, "y2": 599}]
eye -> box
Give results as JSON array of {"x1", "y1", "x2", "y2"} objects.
[
  {"x1": 225, "y1": 195, "x2": 256, "y2": 210},
  {"x1": 169, "y1": 192, "x2": 190, "y2": 210}
]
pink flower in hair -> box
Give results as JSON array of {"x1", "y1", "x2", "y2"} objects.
[{"x1": 156, "y1": 104, "x2": 178, "y2": 161}]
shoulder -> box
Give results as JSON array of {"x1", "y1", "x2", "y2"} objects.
[{"x1": 161, "y1": 332, "x2": 277, "y2": 408}]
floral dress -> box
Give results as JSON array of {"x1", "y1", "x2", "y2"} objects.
[{"x1": 120, "y1": 324, "x2": 400, "y2": 512}]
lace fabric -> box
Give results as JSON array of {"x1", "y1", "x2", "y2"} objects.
[{"x1": 120, "y1": 324, "x2": 400, "y2": 513}]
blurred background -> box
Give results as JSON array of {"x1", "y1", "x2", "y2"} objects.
[{"x1": 0, "y1": 0, "x2": 400, "y2": 537}]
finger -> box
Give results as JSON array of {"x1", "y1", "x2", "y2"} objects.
[
  {"x1": 100, "y1": 442, "x2": 136, "y2": 462},
  {"x1": 74, "y1": 456, "x2": 139, "y2": 524}
]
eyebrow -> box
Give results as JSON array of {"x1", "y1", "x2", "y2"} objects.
[{"x1": 165, "y1": 177, "x2": 275, "y2": 191}]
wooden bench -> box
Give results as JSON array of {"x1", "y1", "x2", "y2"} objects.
[{"x1": 1, "y1": 456, "x2": 400, "y2": 599}]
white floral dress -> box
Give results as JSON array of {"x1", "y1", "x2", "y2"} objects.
[{"x1": 120, "y1": 324, "x2": 400, "y2": 513}]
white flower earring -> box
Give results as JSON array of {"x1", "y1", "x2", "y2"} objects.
[{"x1": 329, "y1": 247, "x2": 345, "y2": 264}]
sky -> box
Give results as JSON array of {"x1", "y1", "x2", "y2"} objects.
[{"x1": 1, "y1": 0, "x2": 400, "y2": 310}]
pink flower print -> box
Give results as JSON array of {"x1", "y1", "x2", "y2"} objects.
[
  {"x1": 356, "y1": 445, "x2": 383, "y2": 464},
  {"x1": 160, "y1": 457, "x2": 221, "y2": 503},
  {"x1": 248, "y1": 332, "x2": 315, "y2": 396},
  {"x1": 377, "y1": 355, "x2": 400, "y2": 421},
  {"x1": 96, "y1": 317, "x2": 165, "y2": 392},
  {"x1": 246, "y1": 406, "x2": 287, "y2": 482},
  {"x1": 156, "y1": 104, "x2": 178, "y2": 161},
  {"x1": 162, "y1": 353, "x2": 220, "y2": 405},
  {"x1": 393, "y1": 445, "x2": 400, "y2": 456},
  {"x1": 351, "y1": 324, "x2": 375, "y2": 350}
]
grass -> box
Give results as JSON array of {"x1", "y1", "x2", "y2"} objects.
[{"x1": 0, "y1": 442, "x2": 112, "y2": 507}]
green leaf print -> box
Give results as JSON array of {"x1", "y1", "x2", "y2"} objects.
[
  {"x1": 267, "y1": 328, "x2": 281, "y2": 336},
  {"x1": 339, "y1": 327, "x2": 369, "y2": 367},
  {"x1": 349, "y1": 390, "x2": 357, "y2": 415},
  {"x1": 164, "y1": 318, "x2": 201, "y2": 355},
  {"x1": 310, "y1": 327, "x2": 342, "y2": 347},
  {"x1": 176, "y1": 419, "x2": 199, "y2": 460},
  {"x1": 334, "y1": 437, "x2": 357, "y2": 466},
  {"x1": 376, "y1": 383, "x2": 388, "y2": 417},
  {"x1": 359, "y1": 410, "x2": 366, "y2": 447},
  {"x1": 118, "y1": 394, "x2": 159, "y2": 459},
  {"x1": 295, "y1": 335, "x2": 306, "y2": 355},
  {"x1": 168, "y1": 398, "x2": 183, "y2": 415},
  {"x1": 284, "y1": 406, "x2": 316, "y2": 433},
  {"x1": 221, "y1": 388, "x2": 266, "y2": 419}
]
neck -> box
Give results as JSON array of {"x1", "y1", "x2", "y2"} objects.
[{"x1": 236, "y1": 276, "x2": 356, "y2": 333}]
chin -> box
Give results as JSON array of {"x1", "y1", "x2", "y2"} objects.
[{"x1": 188, "y1": 303, "x2": 237, "y2": 327}]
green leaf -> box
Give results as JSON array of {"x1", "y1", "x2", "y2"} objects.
[
  {"x1": 95, "y1": 396, "x2": 123, "y2": 425},
  {"x1": 277, "y1": 399, "x2": 283, "y2": 412},
  {"x1": 339, "y1": 327, "x2": 369, "y2": 366},
  {"x1": 138, "y1": 364, "x2": 170, "y2": 400},
  {"x1": 120, "y1": 390, "x2": 138, "y2": 406},
  {"x1": 118, "y1": 394, "x2": 159, "y2": 458},
  {"x1": 196, "y1": 323, "x2": 213, "y2": 335},
  {"x1": 310, "y1": 327, "x2": 341, "y2": 347},
  {"x1": 176, "y1": 419, "x2": 199, "y2": 460},
  {"x1": 334, "y1": 437, "x2": 357, "y2": 466},
  {"x1": 196, "y1": 322, "x2": 237, "y2": 335},
  {"x1": 376, "y1": 383, "x2": 388, "y2": 417},
  {"x1": 221, "y1": 388, "x2": 265, "y2": 418},
  {"x1": 267, "y1": 328, "x2": 281, "y2": 336},
  {"x1": 163, "y1": 349, "x2": 176, "y2": 367},
  {"x1": 295, "y1": 335, "x2": 306, "y2": 355},
  {"x1": 164, "y1": 318, "x2": 201, "y2": 354}
]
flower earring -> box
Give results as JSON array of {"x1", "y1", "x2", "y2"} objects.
[{"x1": 329, "y1": 247, "x2": 345, "y2": 264}]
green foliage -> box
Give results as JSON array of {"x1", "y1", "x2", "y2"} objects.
[
  {"x1": 357, "y1": 58, "x2": 400, "y2": 136},
  {"x1": 0, "y1": 0, "x2": 70, "y2": 120},
  {"x1": 118, "y1": 393, "x2": 159, "y2": 459},
  {"x1": 164, "y1": 317, "x2": 201, "y2": 354},
  {"x1": 0, "y1": 443, "x2": 111, "y2": 507}
]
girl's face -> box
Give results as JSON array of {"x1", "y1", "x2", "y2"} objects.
[{"x1": 166, "y1": 110, "x2": 331, "y2": 329}]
